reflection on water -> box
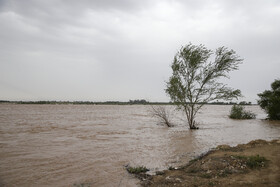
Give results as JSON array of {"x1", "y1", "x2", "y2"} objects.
[{"x1": 0, "y1": 104, "x2": 279, "y2": 186}]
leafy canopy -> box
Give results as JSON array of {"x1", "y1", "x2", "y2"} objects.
[
  {"x1": 229, "y1": 105, "x2": 256, "y2": 119},
  {"x1": 258, "y1": 79, "x2": 280, "y2": 120},
  {"x1": 166, "y1": 43, "x2": 242, "y2": 128}
]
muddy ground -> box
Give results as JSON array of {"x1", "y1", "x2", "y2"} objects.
[{"x1": 136, "y1": 139, "x2": 280, "y2": 187}]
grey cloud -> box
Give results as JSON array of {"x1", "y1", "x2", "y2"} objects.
[{"x1": 0, "y1": 0, "x2": 279, "y2": 102}]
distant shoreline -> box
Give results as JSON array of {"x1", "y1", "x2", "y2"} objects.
[{"x1": 0, "y1": 100, "x2": 255, "y2": 105}]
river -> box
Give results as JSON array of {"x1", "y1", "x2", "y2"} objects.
[{"x1": 0, "y1": 104, "x2": 279, "y2": 186}]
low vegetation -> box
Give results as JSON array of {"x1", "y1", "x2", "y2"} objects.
[
  {"x1": 150, "y1": 106, "x2": 173, "y2": 127},
  {"x1": 233, "y1": 155, "x2": 267, "y2": 169},
  {"x1": 168, "y1": 166, "x2": 176, "y2": 170},
  {"x1": 229, "y1": 105, "x2": 256, "y2": 119},
  {"x1": 126, "y1": 166, "x2": 149, "y2": 174}
]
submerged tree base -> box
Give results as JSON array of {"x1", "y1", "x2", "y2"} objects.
[{"x1": 190, "y1": 126, "x2": 199, "y2": 130}]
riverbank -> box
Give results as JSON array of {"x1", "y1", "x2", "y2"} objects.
[{"x1": 138, "y1": 139, "x2": 280, "y2": 187}]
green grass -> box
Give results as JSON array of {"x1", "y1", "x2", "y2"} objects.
[
  {"x1": 168, "y1": 166, "x2": 175, "y2": 170},
  {"x1": 188, "y1": 168, "x2": 199, "y2": 173},
  {"x1": 126, "y1": 166, "x2": 149, "y2": 174},
  {"x1": 233, "y1": 155, "x2": 268, "y2": 169},
  {"x1": 246, "y1": 155, "x2": 267, "y2": 168},
  {"x1": 200, "y1": 173, "x2": 212, "y2": 178}
]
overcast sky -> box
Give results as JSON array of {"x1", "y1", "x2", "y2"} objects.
[{"x1": 0, "y1": 0, "x2": 279, "y2": 102}]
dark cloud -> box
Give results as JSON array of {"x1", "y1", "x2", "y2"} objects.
[{"x1": 0, "y1": 0, "x2": 279, "y2": 102}]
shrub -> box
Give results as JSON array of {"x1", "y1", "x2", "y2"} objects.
[
  {"x1": 258, "y1": 79, "x2": 280, "y2": 120},
  {"x1": 150, "y1": 105, "x2": 173, "y2": 127},
  {"x1": 200, "y1": 173, "x2": 211, "y2": 178},
  {"x1": 126, "y1": 166, "x2": 149, "y2": 174},
  {"x1": 233, "y1": 155, "x2": 267, "y2": 169},
  {"x1": 229, "y1": 105, "x2": 256, "y2": 119},
  {"x1": 246, "y1": 155, "x2": 267, "y2": 168}
]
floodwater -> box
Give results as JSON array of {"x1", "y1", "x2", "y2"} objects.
[{"x1": 0, "y1": 104, "x2": 279, "y2": 187}]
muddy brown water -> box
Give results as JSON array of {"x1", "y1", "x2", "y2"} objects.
[{"x1": 0, "y1": 104, "x2": 279, "y2": 186}]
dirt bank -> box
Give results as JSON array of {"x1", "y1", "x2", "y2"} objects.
[{"x1": 138, "y1": 139, "x2": 280, "y2": 187}]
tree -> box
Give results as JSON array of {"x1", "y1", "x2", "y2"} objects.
[
  {"x1": 257, "y1": 79, "x2": 280, "y2": 120},
  {"x1": 165, "y1": 43, "x2": 242, "y2": 129}
]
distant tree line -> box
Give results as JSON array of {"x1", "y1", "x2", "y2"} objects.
[
  {"x1": 0, "y1": 100, "x2": 253, "y2": 105},
  {"x1": 129, "y1": 99, "x2": 148, "y2": 104},
  {"x1": 209, "y1": 101, "x2": 252, "y2": 105},
  {"x1": 0, "y1": 100, "x2": 129, "y2": 105}
]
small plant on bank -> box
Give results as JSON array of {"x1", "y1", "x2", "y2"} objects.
[
  {"x1": 246, "y1": 155, "x2": 268, "y2": 168},
  {"x1": 229, "y1": 105, "x2": 256, "y2": 119},
  {"x1": 233, "y1": 155, "x2": 267, "y2": 169},
  {"x1": 200, "y1": 173, "x2": 212, "y2": 178},
  {"x1": 126, "y1": 166, "x2": 149, "y2": 174}
]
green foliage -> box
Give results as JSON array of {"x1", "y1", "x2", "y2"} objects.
[
  {"x1": 166, "y1": 43, "x2": 242, "y2": 129},
  {"x1": 126, "y1": 166, "x2": 149, "y2": 174},
  {"x1": 150, "y1": 105, "x2": 173, "y2": 127},
  {"x1": 200, "y1": 173, "x2": 211, "y2": 178},
  {"x1": 246, "y1": 155, "x2": 267, "y2": 168},
  {"x1": 168, "y1": 166, "x2": 175, "y2": 170},
  {"x1": 233, "y1": 155, "x2": 267, "y2": 169},
  {"x1": 258, "y1": 79, "x2": 280, "y2": 120},
  {"x1": 189, "y1": 158, "x2": 199, "y2": 163},
  {"x1": 129, "y1": 99, "x2": 148, "y2": 104},
  {"x1": 229, "y1": 105, "x2": 256, "y2": 119},
  {"x1": 208, "y1": 181, "x2": 215, "y2": 186}
]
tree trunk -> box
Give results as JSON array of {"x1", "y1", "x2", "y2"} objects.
[
  {"x1": 185, "y1": 106, "x2": 199, "y2": 129},
  {"x1": 189, "y1": 117, "x2": 196, "y2": 129},
  {"x1": 189, "y1": 106, "x2": 198, "y2": 129}
]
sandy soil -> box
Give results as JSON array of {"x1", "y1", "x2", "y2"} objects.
[{"x1": 137, "y1": 139, "x2": 280, "y2": 187}]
